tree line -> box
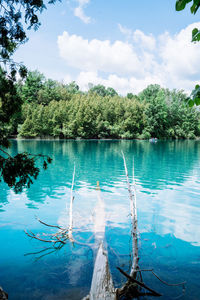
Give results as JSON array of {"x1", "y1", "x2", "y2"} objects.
[{"x1": 4, "y1": 70, "x2": 200, "y2": 140}]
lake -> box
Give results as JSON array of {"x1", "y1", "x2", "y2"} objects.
[{"x1": 0, "y1": 140, "x2": 200, "y2": 300}]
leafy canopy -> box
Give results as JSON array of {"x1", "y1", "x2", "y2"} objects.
[
  {"x1": 175, "y1": 0, "x2": 200, "y2": 105},
  {"x1": 0, "y1": 0, "x2": 60, "y2": 192}
]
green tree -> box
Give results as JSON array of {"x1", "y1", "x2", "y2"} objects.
[
  {"x1": 106, "y1": 87, "x2": 118, "y2": 97},
  {"x1": 89, "y1": 84, "x2": 118, "y2": 97},
  {"x1": 19, "y1": 70, "x2": 45, "y2": 103},
  {"x1": 66, "y1": 81, "x2": 80, "y2": 94},
  {"x1": 175, "y1": 0, "x2": 200, "y2": 105},
  {"x1": 0, "y1": 0, "x2": 60, "y2": 70},
  {"x1": 139, "y1": 84, "x2": 162, "y2": 102},
  {"x1": 127, "y1": 93, "x2": 135, "y2": 99},
  {"x1": 142, "y1": 89, "x2": 168, "y2": 138},
  {"x1": 166, "y1": 89, "x2": 199, "y2": 138},
  {"x1": 0, "y1": 69, "x2": 52, "y2": 192},
  {"x1": 0, "y1": 0, "x2": 59, "y2": 192},
  {"x1": 89, "y1": 84, "x2": 107, "y2": 97}
]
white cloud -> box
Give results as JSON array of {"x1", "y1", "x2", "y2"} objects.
[
  {"x1": 119, "y1": 23, "x2": 156, "y2": 50},
  {"x1": 159, "y1": 23, "x2": 200, "y2": 78},
  {"x1": 73, "y1": 0, "x2": 91, "y2": 24},
  {"x1": 118, "y1": 24, "x2": 132, "y2": 39},
  {"x1": 58, "y1": 23, "x2": 200, "y2": 95},
  {"x1": 133, "y1": 29, "x2": 156, "y2": 51},
  {"x1": 75, "y1": 71, "x2": 164, "y2": 95},
  {"x1": 58, "y1": 31, "x2": 150, "y2": 76}
]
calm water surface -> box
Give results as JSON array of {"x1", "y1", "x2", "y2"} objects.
[{"x1": 0, "y1": 140, "x2": 200, "y2": 300}]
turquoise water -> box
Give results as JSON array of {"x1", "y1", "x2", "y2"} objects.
[{"x1": 0, "y1": 140, "x2": 200, "y2": 300}]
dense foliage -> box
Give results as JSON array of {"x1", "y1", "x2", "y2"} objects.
[
  {"x1": 4, "y1": 71, "x2": 198, "y2": 140},
  {"x1": 0, "y1": 1, "x2": 60, "y2": 192},
  {"x1": 0, "y1": 0, "x2": 60, "y2": 72},
  {"x1": 175, "y1": 0, "x2": 200, "y2": 105}
]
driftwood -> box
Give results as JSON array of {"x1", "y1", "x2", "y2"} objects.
[
  {"x1": 83, "y1": 182, "x2": 116, "y2": 300},
  {"x1": 83, "y1": 243, "x2": 116, "y2": 300}
]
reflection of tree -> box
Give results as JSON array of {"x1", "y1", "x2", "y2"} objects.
[{"x1": 133, "y1": 140, "x2": 200, "y2": 190}]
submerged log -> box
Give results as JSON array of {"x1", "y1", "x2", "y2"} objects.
[
  {"x1": 83, "y1": 243, "x2": 116, "y2": 300},
  {"x1": 83, "y1": 183, "x2": 116, "y2": 300}
]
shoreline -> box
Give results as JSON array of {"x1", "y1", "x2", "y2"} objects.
[{"x1": 9, "y1": 136, "x2": 200, "y2": 141}]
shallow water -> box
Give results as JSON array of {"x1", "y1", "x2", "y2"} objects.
[{"x1": 0, "y1": 140, "x2": 200, "y2": 300}]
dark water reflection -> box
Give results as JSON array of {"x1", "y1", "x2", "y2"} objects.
[{"x1": 0, "y1": 140, "x2": 200, "y2": 299}]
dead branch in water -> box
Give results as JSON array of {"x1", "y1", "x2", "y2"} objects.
[
  {"x1": 117, "y1": 153, "x2": 185, "y2": 299},
  {"x1": 117, "y1": 267, "x2": 162, "y2": 297},
  {"x1": 25, "y1": 164, "x2": 93, "y2": 252},
  {"x1": 25, "y1": 165, "x2": 76, "y2": 246},
  {"x1": 121, "y1": 151, "x2": 139, "y2": 277},
  {"x1": 151, "y1": 271, "x2": 186, "y2": 287},
  {"x1": 35, "y1": 217, "x2": 64, "y2": 230}
]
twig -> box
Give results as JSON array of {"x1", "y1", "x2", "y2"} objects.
[
  {"x1": 24, "y1": 247, "x2": 54, "y2": 256},
  {"x1": 117, "y1": 267, "x2": 162, "y2": 297},
  {"x1": 135, "y1": 269, "x2": 154, "y2": 272},
  {"x1": 151, "y1": 271, "x2": 186, "y2": 287},
  {"x1": 0, "y1": 148, "x2": 12, "y2": 157},
  {"x1": 24, "y1": 230, "x2": 61, "y2": 244},
  {"x1": 35, "y1": 217, "x2": 63, "y2": 230}
]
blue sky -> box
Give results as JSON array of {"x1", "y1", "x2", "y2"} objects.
[{"x1": 14, "y1": 0, "x2": 200, "y2": 95}]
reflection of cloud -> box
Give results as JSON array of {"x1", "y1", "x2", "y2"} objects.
[
  {"x1": 57, "y1": 183, "x2": 130, "y2": 232},
  {"x1": 58, "y1": 171, "x2": 200, "y2": 248},
  {"x1": 160, "y1": 190, "x2": 200, "y2": 246},
  {"x1": 66, "y1": 249, "x2": 87, "y2": 285},
  {"x1": 138, "y1": 174, "x2": 200, "y2": 246},
  {"x1": 3, "y1": 140, "x2": 200, "y2": 249}
]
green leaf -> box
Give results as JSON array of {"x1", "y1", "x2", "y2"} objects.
[
  {"x1": 192, "y1": 28, "x2": 200, "y2": 42},
  {"x1": 188, "y1": 99, "x2": 194, "y2": 107},
  {"x1": 191, "y1": 3, "x2": 196, "y2": 13},
  {"x1": 195, "y1": 97, "x2": 200, "y2": 105},
  {"x1": 176, "y1": 0, "x2": 192, "y2": 11},
  {"x1": 195, "y1": 84, "x2": 200, "y2": 89},
  {"x1": 193, "y1": 0, "x2": 200, "y2": 14}
]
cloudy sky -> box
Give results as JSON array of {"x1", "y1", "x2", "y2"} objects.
[{"x1": 14, "y1": 0, "x2": 200, "y2": 95}]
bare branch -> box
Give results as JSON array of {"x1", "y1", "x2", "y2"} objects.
[
  {"x1": 24, "y1": 230, "x2": 61, "y2": 244},
  {"x1": 0, "y1": 148, "x2": 12, "y2": 157},
  {"x1": 117, "y1": 267, "x2": 162, "y2": 297},
  {"x1": 151, "y1": 271, "x2": 186, "y2": 287},
  {"x1": 35, "y1": 216, "x2": 63, "y2": 230}
]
